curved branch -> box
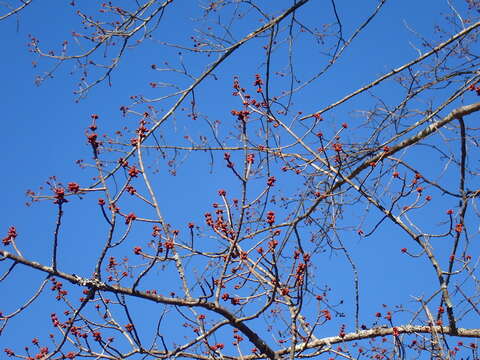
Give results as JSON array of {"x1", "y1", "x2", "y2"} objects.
[{"x1": 0, "y1": 249, "x2": 279, "y2": 360}]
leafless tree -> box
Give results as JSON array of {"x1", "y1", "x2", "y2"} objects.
[{"x1": 2, "y1": 1, "x2": 480, "y2": 359}]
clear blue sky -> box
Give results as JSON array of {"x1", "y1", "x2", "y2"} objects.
[{"x1": 1, "y1": 0, "x2": 479, "y2": 358}]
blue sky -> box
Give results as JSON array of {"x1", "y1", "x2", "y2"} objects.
[{"x1": 2, "y1": 0, "x2": 480, "y2": 358}]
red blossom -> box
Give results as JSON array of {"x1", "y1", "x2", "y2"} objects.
[
  {"x1": 266, "y1": 211, "x2": 275, "y2": 225},
  {"x1": 126, "y1": 185, "x2": 136, "y2": 195},
  {"x1": 393, "y1": 327, "x2": 399, "y2": 337},
  {"x1": 268, "y1": 239, "x2": 278, "y2": 249},
  {"x1": 254, "y1": 74, "x2": 263, "y2": 86},
  {"x1": 2, "y1": 226, "x2": 17, "y2": 245},
  {"x1": 87, "y1": 133, "x2": 98, "y2": 148},
  {"x1": 92, "y1": 331, "x2": 102, "y2": 341},
  {"x1": 53, "y1": 187, "x2": 68, "y2": 204},
  {"x1": 68, "y1": 182, "x2": 80, "y2": 193},
  {"x1": 332, "y1": 143, "x2": 342, "y2": 152},
  {"x1": 108, "y1": 257, "x2": 117, "y2": 269},
  {"x1": 152, "y1": 225, "x2": 161, "y2": 237},
  {"x1": 267, "y1": 176, "x2": 276, "y2": 186},
  {"x1": 231, "y1": 297, "x2": 240, "y2": 305},
  {"x1": 128, "y1": 166, "x2": 140, "y2": 177},
  {"x1": 455, "y1": 223, "x2": 463, "y2": 233},
  {"x1": 125, "y1": 213, "x2": 136, "y2": 224},
  {"x1": 231, "y1": 109, "x2": 250, "y2": 121},
  {"x1": 133, "y1": 246, "x2": 142, "y2": 255}
]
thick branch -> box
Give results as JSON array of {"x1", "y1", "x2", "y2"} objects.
[
  {"x1": 346, "y1": 102, "x2": 480, "y2": 187},
  {"x1": 0, "y1": 0, "x2": 33, "y2": 21},
  {"x1": 0, "y1": 249, "x2": 278, "y2": 360},
  {"x1": 301, "y1": 21, "x2": 480, "y2": 119},
  {"x1": 276, "y1": 325, "x2": 480, "y2": 357}
]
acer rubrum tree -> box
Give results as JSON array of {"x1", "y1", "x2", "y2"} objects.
[{"x1": 2, "y1": 1, "x2": 480, "y2": 359}]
